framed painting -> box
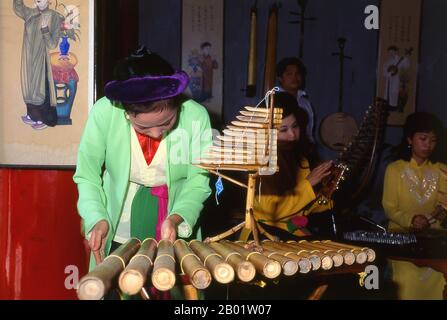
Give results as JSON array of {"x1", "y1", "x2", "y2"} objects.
[
  {"x1": 181, "y1": 0, "x2": 224, "y2": 122},
  {"x1": 0, "y1": 0, "x2": 95, "y2": 166},
  {"x1": 376, "y1": 0, "x2": 422, "y2": 126}
]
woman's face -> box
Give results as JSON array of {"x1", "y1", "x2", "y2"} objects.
[
  {"x1": 127, "y1": 104, "x2": 177, "y2": 139},
  {"x1": 407, "y1": 131, "x2": 437, "y2": 162},
  {"x1": 278, "y1": 114, "x2": 300, "y2": 142}
]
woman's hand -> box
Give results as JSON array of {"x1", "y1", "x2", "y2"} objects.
[
  {"x1": 161, "y1": 214, "x2": 184, "y2": 242},
  {"x1": 306, "y1": 161, "x2": 333, "y2": 187},
  {"x1": 411, "y1": 214, "x2": 429, "y2": 231},
  {"x1": 89, "y1": 219, "x2": 109, "y2": 265}
]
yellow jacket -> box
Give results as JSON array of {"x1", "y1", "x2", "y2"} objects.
[
  {"x1": 382, "y1": 158, "x2": 447, "y2": 299},
  {"x1": 253, "y1": 158, "x2": 333, "y2": 236},
  {"x1": 383, "y1": 159, "x2": 446, "y2": 231}
]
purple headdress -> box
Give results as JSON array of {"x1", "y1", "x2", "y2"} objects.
[{"x1": 104, "y1": 71, "x2": 190, "y2": 104}]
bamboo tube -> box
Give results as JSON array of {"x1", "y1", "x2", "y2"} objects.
[
  {"x1": 243, "y1": 106, "x2": 283, "y2": 114},
  {"x1": 236, "y1": 115, "x2": 270, "y2": 123},
  {"x1": 294, "y1": 240, "x2": 344, "y2": 267},
  {"x1": 220, "y1": 240, "x2": 281, "y2": 279},
  {"x1": 189, "y1": 240, "x2": 235, "y2": 284},
  {"x1": 259, "y1": 241, "x2": 311, "y2": 274},
  {"x1": 262, "y1": 240, "x2": 321, "y2": 271},
  {"x1": 174, "y1": 239, "x2": 211, "y2": 290},
  {"x1": 152, "y1": 239, "x2": 176, "y2": 291},
  {"x1": 239, "y1": 111, "x2": 273, "y2": 117},
  {"x1": 322, "y1": 240, "x2": 373, "y2": 264},
  {"x1": 321, "y1": 240, "x2": 368, "y2": 264},
  {"x1": 204, "y1": 221, "x2": 246, "y2": 243},
  {"x1": 208, "y1": 242, "x2": 256, "y2": 282},
  {"x1": 118, "y1": 238, "x2": 157, "y2": 295},
  {"x1": 285, "y1": 241, "x2": 334, "y2": 270},
  {"x1": 205, "y1": 170, "x2": 248, "y2": 189},
  {"x1": 231, "y1": 121, "x2": 269, "y2": 128},
  {"x1": 311, "y1": 240, "x2": 356, "y2": 266},
  {"x1": 77, "y1": 238, "x2": 141, "y2": 300},
  {"x1": 245, "y1": 174, "x2": 257, "y2": 231},
  {"x1": 241, "y1": 241, "x2": 297, "y2": 276}
]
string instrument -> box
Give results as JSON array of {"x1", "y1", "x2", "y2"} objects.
[
  {"x1": 320, "y1": 38, "x2": 358, "y2": 151},
  {"x1": 246, "y1": 1, "x2": 257, "y2": 97},
  {"x1": 387, "y1": 47, "x2": 413, "y2": 76},
  {"x1": 77, "y1": 237, "x2": 376, "y2": 300},
  {"x1": 317, "y1": 98, "x2": 388, "y2": 204},
  {"x1": 263, "y1": 4, "x2": 279, "y2": 93},
  {"x1": 344, "y1": 229, "x2": 447, "y2": 259},
  {"x1": 289, "y1": 0, "x2": 317, "y2": 59}
]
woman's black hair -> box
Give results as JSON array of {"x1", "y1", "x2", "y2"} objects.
[
  {"x1": 262, "y1": 92, "x2": 319, "y2": 195},
  {"x1": 275, "y1": 92, "x2": 318, "y2": 167},
  {"x1": 114, "y1": 46, "x2": 174, "y2": 80},
  {"x1": 393, "y1": 112, "x2": 445, "y2": 163},
  {"x1": 112, "y1": 46, "x2": 186, "y2": 115}
]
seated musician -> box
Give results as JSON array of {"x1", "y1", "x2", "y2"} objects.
[
  {"x1": 73, "y1": 46, "x2": 212, "y2": 298},
  {"x1": 382, "y1": 111, "x2": 447, "y2": 300},
  {"x1": 240, "y1": 92, "x2": 333, "y2": 240}
]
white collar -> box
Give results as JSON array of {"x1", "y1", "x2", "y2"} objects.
[{"x1": 278, "y1": 86, "x2": 308, "y2": 98}]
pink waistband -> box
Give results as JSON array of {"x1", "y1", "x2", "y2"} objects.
[{"x1": 151, "y1": 185, "x2": 168, "y2": 241}]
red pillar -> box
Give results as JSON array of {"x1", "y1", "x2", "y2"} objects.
[{"x1": 0, "y1": 168, "x2": 88, "y2": 299}]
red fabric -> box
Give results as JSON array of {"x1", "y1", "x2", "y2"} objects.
[
  {"x1": 135, "y1": 130, "x2": 161, "y2": 165},
  {"x1": 291, "y1": 215, "x2": 309, "y2": 228}
]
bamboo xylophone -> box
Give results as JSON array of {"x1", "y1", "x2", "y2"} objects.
[{"x1": 77, "y1": 238, "x2": 376, "y2": 300}]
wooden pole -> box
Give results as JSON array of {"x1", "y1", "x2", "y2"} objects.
[
  {"x1": 245, "y1": 174, "x2": 256, "y2": 230},
  {"x1": 204, "y1": 221, "x2": 246, "y2": 243}
]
